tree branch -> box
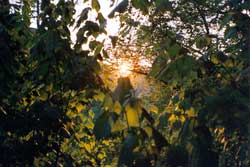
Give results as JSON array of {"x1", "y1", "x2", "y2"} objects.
[{"x1": 196, "y1": 5, "x2": 210, "y2": 35}]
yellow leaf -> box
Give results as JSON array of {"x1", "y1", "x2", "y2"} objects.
[
  {"x1": 46, "y1": 83, "x2": 53, "y2": 93},
  {"x1": 113, "y1": 101, "x2": 122, "y2": 114},
  {"x1": 210, "y1": 54, "x2": 219, "y2": 64},
  {"x1": 39, "y1": 92, "x2": 48, "y2": 101},
  {"x1": 85, "y1": 120, "x2": 94, "y2": 129},
  {"x1": 69, "y1": 101, "x2": 77, "y2": 108},
  {"x1": 97, "y1": 153, "x2": 105, "y2": 160},
  {"x1": 223, "y1": 59, "x2": 234, "y2": 67},
  {"x1": 89, "y1": 109, "x2": 95, "y2": 118},
  {"x1": 148, "y1": 104, "x2": 158, "y2": 113},
  {"x1": 144, "y1": 126, "x2": 153, "y2": 137},
  {"x1": 103, "y1": 94, "x2": 113, "y2": 111},
  {"x1": 216, "y1": 73, "x2": 222, "y2": 79},
  {"x1": 111, "y1": 119, "x2": 125, "y2": 132},
  {"x1": 76, "y1": 103, "x2": 86, "y2": 113},
  {"x1": 23, "y1": 131, "x2": 33, "y2": 141},
  {"x1": 102, "y1": 140, "x2": 110, "y2": 145},
  {"x1": 133, "y1": 146, "x2": 140, "y2": 152},
  {"x1": 179, "y1": 115, "x2": 185, "y2": 122},
  {"x1": 21, "y1": 98, "x2": 28, "y2": 106},
  {"x1": 186, "y1": 107, "x2": 196, "y2": 117},
  {"x1": 93, "y1": 91, "x2": 105, "y2": 101},
  {"x1": 168, "y1": 114, "x2": 177, "y2": 122},
  {"x1": 80, "y1": 142, "x2": 93, "y2": 152},
  {"x1": 66, "y1": 109, "x2": 77, "y2": 118},
  {"x1": 125, "y1": 103, "x2": 140, "y2": 127}
]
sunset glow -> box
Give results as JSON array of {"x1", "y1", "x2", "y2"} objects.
[{"x1": 118, "y1": 62, "x2": 132, "y2": 77}]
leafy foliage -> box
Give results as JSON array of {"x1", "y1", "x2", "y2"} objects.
[
  {"x1": 1, "y1": 0, "x2": 250, "y2": 166},
  {"x1": 108, "y1": 0, "x2": 250, "y2": 166}
]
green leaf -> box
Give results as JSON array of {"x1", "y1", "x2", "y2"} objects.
[
  {"x1": 180, "y1": 97, "x2": 191, "y2": 110},
  {"x1": 172, "y1": 95, "x2": 179, "y2": 104},
  {"x1": 195, "y1": 36, "x2": 210, "y2": 49},
  {"x1": 157, "y1": 56, "x2": 197, "y2": 84},
  {"x1": 97, "y1": 13, "x2": 107, "y2": 30},
  {"x1": 224, "y1": 27, "x2": 237, "y2": 40},
  {"x1": 92, "y1": 0, "x2": 100, "y2": 11},
  {"x1": 93, "y1": 111, "x2": 111, "y2": 140},
  {"x1": 82, "y1": 21, "x2": 100, "y2": 37},
  {"x1": 118, "y1": 133, "x2": 139, "y2": 166},
  {"x1": 76, "y1": 28, "x2": 88, "y2": 44},
  {"x1": 210, "y1": 54, "x2": 220, "y2": 65},
  {"x1": 94, "y1": 41, "x2": 103, "y2": 56},
  {"x1": 76, "y1": 7, "x2": 91, "y2": 28},
  {"x1": 131, "y1": 0, "x2": 150, "y2": 14},
  {"x1": 168, "y1": 43, "x2": 180, "y2": 58},
  {"x1": 89, "y1": 40, "x2": 102, "y2": 50},
  {"x1": 35, "y1": 62, "x2": 49, "y2": 78},
  {"x1": 220, "y1": 12, "x2": 232, "y2": 29}
]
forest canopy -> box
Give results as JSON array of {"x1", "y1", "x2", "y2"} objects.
[{"x1": 0, "y1": 0, "x2": 250, "y2": 166}]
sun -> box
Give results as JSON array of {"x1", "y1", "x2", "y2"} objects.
[{"x1": 118, "y1": 62, "x2": 132, "y2": 77}]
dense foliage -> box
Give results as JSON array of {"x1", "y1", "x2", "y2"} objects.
[
  {"x1": 0, "y1": 0, "x2": 250, "y2": 167},
  {"x1": 0, "y1": 0, "x2": 109, "y2": 166},
  {"x1": 112, "y1": 0, "x2": 250, "y2": 166}
]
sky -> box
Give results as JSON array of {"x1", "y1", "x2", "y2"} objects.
[
  {"x1": 9, "y1": 0, "x2": 121, "y2": 37},
  {"x1": 71, "y1": 0, "x2": 121, "y2": 48},
  {"x1": 74, "y1": 0, "x2": 121, "y2": 36}
]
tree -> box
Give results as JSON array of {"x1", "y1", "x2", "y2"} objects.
[
  {"x1": 110, "y1": 0, "x2": 250, "y2": 166},
  {"x1": 1, "y1": 0, "x2": 250, "y2": 166},
  {"x1": 0, "y1": 0, "x2": 109, "y2": 166}
]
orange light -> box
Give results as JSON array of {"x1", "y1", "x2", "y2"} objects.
[{"x1": 119, "y1": 62, "x2": 132, "y2": 77}]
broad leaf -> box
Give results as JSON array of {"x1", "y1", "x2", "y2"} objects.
[
  {"x1": 92, "y1": 0, "x2": 100, "y2": 11},
  {"x1": 125, "y1": 100, "x2": 141, "y2": 127},
  {"x1": 76, "y1": 7, "x2": 91, "y2": 28}
]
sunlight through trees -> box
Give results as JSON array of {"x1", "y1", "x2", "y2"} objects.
[{"x1": 1, "y1": 0, "x2": 250, "y2": 166}]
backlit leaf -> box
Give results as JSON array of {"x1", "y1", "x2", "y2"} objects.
[
  {"x1": 186, "y1": 107, "x2": 196, "y2": 117},
  {"x1": 113, "y1": 101, "x2": 122, "y2": 115},
  {"x1": 75, "y1": 103, "x2": 85, "y2": 113},
  {"x1": 76, "y1": 7, "x2": 91, "y2": 28},
  {"x1": 92, "y1": 0, "x2": 100, "y2": 11},
  {"x1": 125, "y1": 102, "x2": 140, "y2": 127},
  {"x1": 148, "y1": 104, "x2": 158, "y2": 113},
  {"x1": 144, "y1": 126, "x2": 153, "y2": 137},
  {"x1": 103, "y1": 94, "x2": 113, "y2": 111}
]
